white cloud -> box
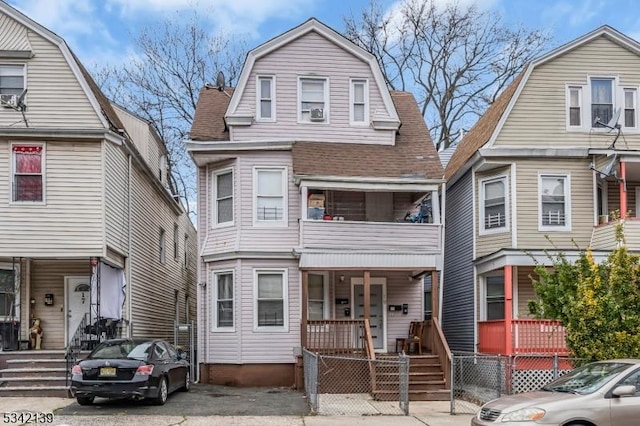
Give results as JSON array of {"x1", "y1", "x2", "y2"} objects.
[{"x1": 542, "y1": 0, "x2": 606, "y2": 28}]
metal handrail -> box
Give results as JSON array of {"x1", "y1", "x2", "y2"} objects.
[{"x1": 65, "y1": 314, "x2": 89, "y2": 387}]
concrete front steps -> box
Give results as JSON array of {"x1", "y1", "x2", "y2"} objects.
[
  {"x1": 374, "y1": 354, "x2": 450, "y2": 401},
  {"x1": 0, "y1": 350, "x2": 83, "y2": 398}
]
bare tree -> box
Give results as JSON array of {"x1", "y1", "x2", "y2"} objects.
[
  {"x1": 344, "y1": 0, "x2": 551, "y2": 150},
  {"x1": 94, "y1": 9, "x2": 247, "y2": 219}
]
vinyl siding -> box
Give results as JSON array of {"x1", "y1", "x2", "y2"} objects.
[
  {"x1": 0, "y1": 26, "x2": 103, "y2": 129},
  {"x1": 494, "y1": 36, "x2": 640, "y2": 150},
  {"x1": 104, "y1": 142, "x2": 129, "y2": 257},
  {"x1": 442, "y1": 171, "x2": 475, "y2": 352},
  {"x1": 515, "y1": 158, "x2": 593, "y2": 250},
  {"x1": 0, "y1": 140, "x2": 104, "y2": 257},
  {"x1": 112, "y1": 106, "x2": 148, "y2": 165},
  {"x1": 476, "y1": 166, "x2": 513, "y2": 258},
  {"x1": 201, "y1": 160, "x2": 238, "y2": 255},
  {"x1": 516, "y1": 266, "x2": 536, "y2": 319},
  {"x1": 231, "y1": 31, "x2": 394, "y2": 145},
  {"x1": 0, "y1": 14, "x2": 31, "y2": 51}
]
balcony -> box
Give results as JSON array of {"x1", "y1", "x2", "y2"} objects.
[
  {"x1": 478, "y1": 319, "x2": 568, "y2": 355},
  {"x1": 591, "y1": 218, "x2": 640, "y2": 251}
]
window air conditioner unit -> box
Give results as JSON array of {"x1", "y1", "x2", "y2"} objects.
[
  {"x1": 0, "y1": 94, "x2": 16, "y2": 108},
  {"x1": 310, "y1": 108, "x2": 325, "y2": 121}
]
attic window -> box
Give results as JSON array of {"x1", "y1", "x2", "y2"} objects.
[
  {"x1": 299, "y1": 77, "x2": 328, "y2": 123},
  {"x1": 0, "y1": 65, "x2": 24, "y2": 96}
]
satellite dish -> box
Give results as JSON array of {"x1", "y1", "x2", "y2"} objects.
[
  {"x1": 15, "y1": 89, "x2": 27, "y2": 111},
  {"x1": 600, "y1": 154, "x2": 618, "y2": 178},
  {"x1": 215, "y1": 71, "x2": 225, "y2": 91},
  {"x1": 605, "y1": 107, "x2": 621, "y2": 130}
]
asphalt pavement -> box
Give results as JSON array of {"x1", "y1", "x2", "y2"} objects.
[{"x1": 0, "y1": 383, "x2": 476, "y2": 426}]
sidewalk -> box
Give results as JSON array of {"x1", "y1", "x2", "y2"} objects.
[{"x1": 0, "y1": 398, "x2": 474, "y2": 426}]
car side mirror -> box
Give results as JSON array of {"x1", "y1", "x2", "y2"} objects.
[{"x1": 613, "y1": 385, "x2": 636, "y2": 397}]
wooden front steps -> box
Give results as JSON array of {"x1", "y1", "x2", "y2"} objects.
[
  {"x1": 0, "y1": 350, "x2": 87, "y2": 398},
  {"x1": 374, "y1": 354, "x2": 449, "y2": 401}
]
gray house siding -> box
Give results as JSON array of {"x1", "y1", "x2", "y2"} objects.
[{"x1": 442, "y1": 171, "x2": 475, "y2": 352}]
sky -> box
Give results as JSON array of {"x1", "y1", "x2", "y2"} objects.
[{"x1": 6, "y1": 0, "x2": 640, "y2": 75}]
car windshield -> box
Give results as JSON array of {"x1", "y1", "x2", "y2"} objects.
[
  {"x1": 542, "y1": 362, "x2": 631, "y2": 395},
  {"x1": 90, "y1": 341, "x2": 153, "y2": 360}
]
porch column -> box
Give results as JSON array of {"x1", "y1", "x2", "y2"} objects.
[
  {"x1": 363, "y1": 270, "x2": 371, "y2": 320},
  {"x1": 620, "y1": 161, "x2": 627, "y2": 219},
  {"x1": 301, "y1": 270, "x2": 308, "y2": 348},
  {"x1": 504, "y1": 265, "x2": 513, "y2": 356},
  {"x1": 431, "y1": 270, "x2": 439, "y2": 321}
]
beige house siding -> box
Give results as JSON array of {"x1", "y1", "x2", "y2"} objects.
[
  {"x1": 516, "y1": 266, "x2": 536, "y2": 319},
  {"x1": 104, "y1": 141, "x2": 129, "y2": 258},
  {"x1": 494, "y1": 36, "x2": 640, "y2": 150},
  {"x1": 231, "y1": 31, "x2": 394, "y2": 145},
  {"x1": 113, "y1": 106, "x2": 149, "y2": 164},
  {"x1": 476, "y1": 166, "x2": 513, "y2": 258},
  {"x1": 0, "y1": 26, "x2": 103, "y2": 129},
  {"x1": 0, "y1": 14, "x2": 31, "y2": 51},
  {"x1": 515, "y1": 158, "x2": 594, "y2": 250},
  {"x1": 0, "y1": 140, "x2": 104, "y2": 257}
]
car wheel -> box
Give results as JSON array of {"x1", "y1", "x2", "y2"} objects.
[
  {"x1": 180, "y1": 370, "x2": 190, "y2": 392},
  {"x1": 76, "y1": 396, "x2": 94, "y2": 406},
  {"x1": 153, "y1": 376, "x2": 168, "y2": 405}
]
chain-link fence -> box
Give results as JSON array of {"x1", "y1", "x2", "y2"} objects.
[
  {"x1": 174, "y1": 320, "x2": 196, "y2": 381},
  {"x1": 451, "y1": 353, "x2": 584, "y2": 414},
  {"x1": 303, "y1": 349, "x2": 409, "y2": 415}
]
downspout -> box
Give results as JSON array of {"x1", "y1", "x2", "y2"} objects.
[
  {"x1": 127, "y1": 153, "x2": 133, "y2": 338},
  {"x1": 439, "y1": 182, "x2": 446, "y2": 322}
]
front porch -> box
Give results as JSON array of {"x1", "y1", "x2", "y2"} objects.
[{"x1": 478, "y1": 319, "x2": 568, "y2": 355}]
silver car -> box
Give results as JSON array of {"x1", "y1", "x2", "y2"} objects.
[{"x1": 471, "y1": 359, "x2": 640, "y2": 426}]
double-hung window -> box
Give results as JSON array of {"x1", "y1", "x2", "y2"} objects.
[
  {"x1": 350, "y1": 79, "x2": 368, "y2": 124},
  {"x1": 624, "y1": 88, "x2": 636, "y2": 128},
  {"x1": 214, "y1": 169, "x2": 233, "y2": 226},
  {"x1": 308, "y1": 273, "x2": 328, "y2": 320},
  {"x1": 0, "y1": 65, "x2": 24, "y2": 98},
  {"x1": 173, "y1": 224, "x2": 179, "y2": 260},
  {"x1": 539, "y1": 174, "x2": 571, "y2": 231},
  {"x1": 257, "y1": 76, "x2": 275, "y2": 121},
  {"x1": 159, "y1": 228, "x2": 166, "y2": 263},
  {"x1": 254, "y1": 269, "x2": 288, "y2": 330},
  {"x1": 568, "y1": 86, "x2": 582, "y2": 127},
  {"x1": 591, "y1": 78, "x2": 613, "y2": 127},
  {"x1": 255, "y1": 167, "x2": 286, "y2": 225},
  {"x1": 213, "y1": 271, "x2": 234, "y2": 330},
  {"x1": 485, "y1": 275, "x2": 505, "y2": 321},
  {"x1": 12, "y1": 144, "x2": 44, "y2": 202},
  {"x1": 299, "y1": 77, "x2": 328, "y2": 122},
  {"x1": 480, "y1": 176, "x2": 507, "y2": 233}
]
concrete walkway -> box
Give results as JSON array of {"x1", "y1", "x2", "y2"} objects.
[{"x1": 0, "y1": 398, "x2": 475, "y2": 426}]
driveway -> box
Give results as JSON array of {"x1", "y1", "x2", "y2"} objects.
[{"x1": 57, "y1": 383, "x2": 310, "y2": 416}]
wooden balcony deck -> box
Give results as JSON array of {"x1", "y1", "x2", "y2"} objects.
[{"x1": 478, "y1": 319, "x2": 568, "y2": 355}]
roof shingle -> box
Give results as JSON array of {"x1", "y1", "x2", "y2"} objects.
[{"x1": 190, "y1": 86, "x2": 234, "y2": 141}]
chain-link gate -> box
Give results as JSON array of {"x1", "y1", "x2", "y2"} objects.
[
  {"x1": 451, "y1": 353, "x2": 584, "y2": 414},
  {"x1": 302, "y1": 349, "x2": 409, "y2": 416},
  {"x1": 174, "y1": 320, "x2": 196, "y2": 381}
]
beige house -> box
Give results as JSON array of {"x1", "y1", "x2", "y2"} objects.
[
  {"x1": 442, "y1": 25, "x2": 640, "y2": 355},
  {"x1": 0, "y1": 0, "x2": 196, "y2": 363},
  {"x1": 188, "y1": 19, "x2": 446, "y2": 390}
]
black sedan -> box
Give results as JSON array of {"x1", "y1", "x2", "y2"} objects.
[{"x1": 70, "y1": 338, "x2": 190, "y2": 406}]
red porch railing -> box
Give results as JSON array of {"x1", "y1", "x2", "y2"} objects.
[{"x1": 478, "y1": 319, "x2": 568, "y2": 355}]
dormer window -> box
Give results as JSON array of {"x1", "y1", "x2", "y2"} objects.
[
  {"x1": 257, "y1": 76, "x2": 275, "y2": 121},
  {"x1": 299, "y1": 77, "x2": 328, "y2": 123}
]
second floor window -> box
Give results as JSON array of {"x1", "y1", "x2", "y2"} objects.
[
  {"x1": 568, "y1": 86, "x2": 582, "y2": 127},
  {"x1": 255, "y1": 167, "x2": 286, "y2": 224},
  {"x1": 0, "y1": 64, "x2": 24, "y2": 97},
  {"x1": 257, "y1": 76, "x2": 274, "y2": 121},
  {"x1": 300, "y1": 77, "x2": 327, "y2": 122},
  {"x1": 159, "y1": 228, "x2": 166, "y2": 264},
  {"x1": 481, "y1": 176, "x2": 507, "y2": 232},
  {"x1": 214, "y1": 170, "x2": 233, "y2": 225},
  {"x1": 539, "y1": 174, "x2": 570, "y2": 230},
  {"x1": 591, "y1": 78, "x2": 613, "y2": 127},
  {"x1": 624, "y1": 88, "x2": 636, "y2": 128},
  {"x1": 12, "y1": 144, "x2": 43, "y2": 202},
  {"x1": 173, "y1": 224, "x2": 179, "y2": 259}
]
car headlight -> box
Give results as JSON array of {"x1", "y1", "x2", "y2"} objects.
[{"x1": 501, "y1": 408, "x2": 546, "y2": 422}]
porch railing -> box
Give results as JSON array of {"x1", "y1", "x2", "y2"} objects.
[
  {"x1": 305, "y1": 319, "x2": 366, "y2": 354},
  {"x1": 429, "y1": 318, "x2": 452, "y2": 390},
  {"x1": 65, "y1": 314, "x2": 89, "y2": 387},
  {"x1": 478, "y1": 319, "x2": 568, "y2": 355}
]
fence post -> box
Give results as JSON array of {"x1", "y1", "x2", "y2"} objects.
[
  {"x1": 553, "y1": 353, "x2": 559, "y2": 380},
  {"x1": 399, "y1": 353, "x2": 410, "y2": 415},
  {"x1": 496, "y1": 355, "x2": 503, "y2": 398},
  {"x1": 450, "y1": 354, "x2": 455, "y2": 414}
]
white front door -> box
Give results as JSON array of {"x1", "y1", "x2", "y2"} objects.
[
  {"x1": 65, "y1": 276, "x2": 90, "y2": 345},
  {"x1": 352, "y1": 278, "x2": 386, "y2": 351}
]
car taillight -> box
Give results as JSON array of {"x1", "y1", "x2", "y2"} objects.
[
  {"x1": 71, "y1": 365, "x2": 82, "y2": 375},
  {"x1": 135, "y1": 364, "x2": 154, "y2": 375}
]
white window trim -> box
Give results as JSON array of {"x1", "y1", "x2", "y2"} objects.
[
  {"x1": 349, "y1": 78, "x2": 369, "y2": 126},
  {"x1": 9, "y1": 142, "x2": 46, "y2": 205},
  {"x1": 256, "y1": 75, "x2": 276, "y2": 122},
  {"x1": 307, "y1": 272, "x2": 330, "y2": 320},
  {"x1": 253, "y1": 166, "x2": 288, "y2": 227},
  {"x1": 480, "y1": 271, "x2": 506, "y2": 322},
  {"x1": 297, "y1": 76, "x2": 330, "y2": 124},
  {"x1": 212, "y1": 270, "x2": 235, "y2": 332},
  {"x1": 253, "y1": 268, "x2": 289, "y2": 332},
  {"x1": 538, "y1": 173, "x2": 572, "y2": 232},
  {"x1": 0, "y1": 262, "x2": 20, "y2": 321},
  {"x1": 0, "y1": 63, "x2": 26, "y2": 96},
  {"x1": 565, "y1": 84, "x2": 583, "y2": 130},
  {"x1": 212, "y1": 167, "x2": 234, "y2": 228},
  {"x1": 623, "y1": 87, "x2": 638, "y2": 130},
  {"x1": 479, "y1": 175, "x2": 509, "y2": 235}
]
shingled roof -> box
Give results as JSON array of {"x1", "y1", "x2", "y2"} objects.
[
  {"x1": 190, "y1": 86, "x2": 234, "y2": 141},
  {"x1": 292, "y1": 91, "x2": 442, "y2": 179},
  {"x1": 444, "y1": 72, "x2": 524, "y2": 181}
]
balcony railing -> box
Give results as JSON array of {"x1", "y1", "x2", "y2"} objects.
[
  {"x1": 478, "y1": 319, "x2": 568, "y2": 355},
  {"x1": 304, "y1": 319, "x2": 366, "y2": 354},
  {"x1": 592, "y1": 218, "x2": 640, "y2": 251}
]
